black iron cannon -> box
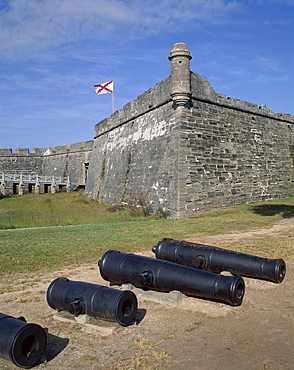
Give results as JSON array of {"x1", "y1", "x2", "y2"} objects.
[
  {"x1": 152, "y1": 238, "x2": 286, "y2": 283},
  {"x1": 0, "y1": 313, "x2": 47, "y2": 368},
  {"x1": 46, "y1": 278, "x2": 138, "y2": 326},
  {"x1": 98, "y1": 250, "x2": 245, "y2": 306}
]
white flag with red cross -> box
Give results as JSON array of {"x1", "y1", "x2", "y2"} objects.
[{"x1": 94, "y1": 80, "x2": 114, "y2": 95}]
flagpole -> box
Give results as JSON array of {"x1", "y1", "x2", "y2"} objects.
[{"x1": 112, "y1": 79, "x2": 114, "y2": 114}]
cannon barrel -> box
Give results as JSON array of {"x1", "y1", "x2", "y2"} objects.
[
  {"x1": 98, "y1": 250, "x2": 245, "y2": 306},
  {"x1": 152, "y1": 238, "x2": 286, "y2": 283},
  {"x1": 0, "y1": 313, "x2": 47, "y2": 368},
  {"x1": 46, "y1": 278, "x2": 137, "y2": 326}
]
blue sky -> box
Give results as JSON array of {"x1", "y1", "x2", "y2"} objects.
[{"x1": 1, "y1": 0, "x2": 293, "y2": 150}]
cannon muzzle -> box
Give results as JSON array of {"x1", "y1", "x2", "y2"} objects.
[
  {"x1": 152, "y1": 238, "x2": 286, "y2": 283},
  {"x1": 98, "y1": 250, "x2": 245, "y2": 306},
  {"x1": 46, "y1": 278, "x2": 138, "y2": 326},
  {"x1": 0, "y1": 313, "x2": 46, "y2": 368}
]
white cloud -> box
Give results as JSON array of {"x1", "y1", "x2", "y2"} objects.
[
  {"x1": 250, "y1": 73, "x2": 289, "y2": 84},
  {"x1": 0, "y1": 0, "x2": 242, "y2": 60},
  {"x1": 1, "y1": 1, "x2": 134, "y2": 49},
  {"x1": 254, "y1": 55, "x2": 283, "y2": 72}
]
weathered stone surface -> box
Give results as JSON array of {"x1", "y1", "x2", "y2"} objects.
[
  {"x1": 0, "y1": 141, "x2": 93, "y2": 193},
  {"x1": 85, "y1": 43, "x2": 294, "y2": 217}
]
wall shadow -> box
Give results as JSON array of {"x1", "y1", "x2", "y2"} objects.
[{"x1": 251, "y1": 204, "x2": 294, "y2": 218}]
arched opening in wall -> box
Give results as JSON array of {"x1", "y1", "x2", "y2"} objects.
[
  {"x1": 44, "y1": 184, "x2": 50, "y2": 193},
  {"x1": 58, "y1": 185, "x2": 67, "y2": 192},
  {"x1": 84, "y1": 162, "x2": 89, "y2": 183},
  {"x1": 13, "y1": 183, "x2": 18, "y2": 194},
  {"x1": 75, "y1": 185, "x2": 85, "y2": 191},
  {"x1": 28, "y1": 183, "x2": 34, "y2": 193}
]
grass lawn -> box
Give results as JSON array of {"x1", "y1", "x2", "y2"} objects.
[{"x1": 0, "y1": 193, "x2": 293, "y2": 276}]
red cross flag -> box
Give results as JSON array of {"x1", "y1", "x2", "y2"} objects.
[{"x1": 94, "y1": 80, "x2": 114, "y2": 95}]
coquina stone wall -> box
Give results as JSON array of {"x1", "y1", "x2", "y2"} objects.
[
  {"x1": 0, "y1": 141, "x2": 93, "y2": 193},
  {"x1": 178, "y1": 92, "x2": 294, "y2": 217},
  {"x1": 0, "y1": 148, "x2": 44, "y2": 174},
  {"x1": 85, "y1": 43, "x2": 294, "y2": 218},
  {"x1": 40, "y1": 141, "x2": 93, "y2": 184},
  {"x1": 85, "y1": 77, "x2": 180, "y2": 213}
]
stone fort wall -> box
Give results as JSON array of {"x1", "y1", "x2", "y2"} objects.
[
  {"x1": 178, "y1": 87, "x2": 294, "y2": 217},
  {"x1": 85, "y1": 43, "x2": 294, "y2": 218},
  {"x1": 1, "y1": 43, "x2": 293, "y2": 217},
  {"x1": 0, "y1": 141, "x2": 93, "y2": 192}
]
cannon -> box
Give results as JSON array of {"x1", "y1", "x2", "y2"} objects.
[
  {"x1": 0, "y1": 313, "x2": 47, "y2": 368},
  {"x1": 98, "y1": 250, "x2": 245, "y2": 306},
  {"x1": 46, "y1": 278, "x2": 138, "y2": 326},
  {"x1": 152, "y1": 238, "x2": 286, "y2": 283}
]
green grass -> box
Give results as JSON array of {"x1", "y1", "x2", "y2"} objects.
[
  {"x1": 0, "y1": 191, "x2": 149, "y2": 229},
  {"x1": 0, "y1": 193, "x2": 293, "y2": 276}
]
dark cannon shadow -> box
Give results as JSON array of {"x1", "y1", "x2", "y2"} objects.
[
  {"x1": 135, "y1": 308, "x2": 146, "y2": 324},
  {"x1": 43, "y1": 330, "x2": 69, "y2": 363},
  {"x1": 251, "y1": 204, "x2": 294, "y2": 218}
]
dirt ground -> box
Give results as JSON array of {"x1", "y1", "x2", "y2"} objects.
[{"x1": 0, "y1": 218, "x2": 293, "y2": 370}]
